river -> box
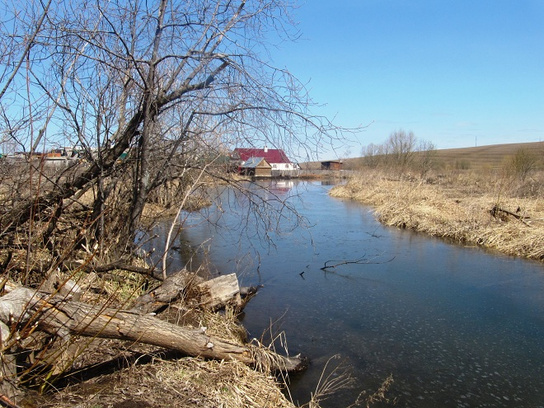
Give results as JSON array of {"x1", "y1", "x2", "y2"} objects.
[{"x1": 153, "y1": 180, "x2": 544, "y2": 407}]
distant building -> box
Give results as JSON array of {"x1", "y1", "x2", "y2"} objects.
[
  {"x1": 320, "y1": 160, "x2": 343, "y2": 171},
  {"x1": 239, "y1": 157, "x2": 272, "y2": 178},
  {"x1": 233, "y1": 147, "x2": 299, "y2": 177}
]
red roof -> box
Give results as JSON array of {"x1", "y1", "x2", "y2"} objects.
[{"x1": 233, "y1": 148, "x2": 291, "y2": 164}]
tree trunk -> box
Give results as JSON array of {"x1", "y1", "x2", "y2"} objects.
[
  {"x1": 130, "y1": 269, "x2": 198, "y2": 314},
  {"x1": 195, "y1": 273, "x2": 243, "y2": 311},
  {"x1": 131, "y1": 271, "x2": 246, "y2": 314},
  {"x1": 0, "y1": 287, "x2": 305, "y2": 373}
]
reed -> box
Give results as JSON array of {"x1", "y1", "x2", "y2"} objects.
[{"x1": 330, "y1": 169, "x2": 544, "y2": 261}]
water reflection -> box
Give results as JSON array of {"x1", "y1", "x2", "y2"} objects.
[{"x1": 151, "y1": 181, "x2": 544, "y2": 407}]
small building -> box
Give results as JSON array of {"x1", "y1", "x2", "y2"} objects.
[
  {"x1": 321, "y1": 160, "x2": 343, "y2": 171},
  {"x1": 239, "y1": 157, "x2": 272, "y2": 178}
]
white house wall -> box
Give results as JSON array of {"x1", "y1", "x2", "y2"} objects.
[{"x1": 271, "y1": 163, "x2": 297, "y2": 171}]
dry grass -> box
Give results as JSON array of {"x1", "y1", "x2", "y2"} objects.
[
  {"x1": 26, "y1": 303, "x2": 297, "y2": 408},
  {"x1": 331, "y1": 169, "x2": 544, "y2": 261},
  {"x1": 34, "y1": 357, "x2": 295, "y2": 408},
  {"x1": 30, "y1": 302, "x2": 390, "y2": 408}
]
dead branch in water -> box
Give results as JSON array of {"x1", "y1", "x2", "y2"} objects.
[{"x1": 320, "y1": 256, "x2": 395, "y2": 271}]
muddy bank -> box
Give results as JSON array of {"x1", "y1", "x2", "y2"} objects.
[{"x1": 330, "y1": 172, "x2": 544, "y2": 261}]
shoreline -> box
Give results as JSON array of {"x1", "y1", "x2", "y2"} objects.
[{"x1": 329, "y1": 173, "x2": 544, "y2": 263}]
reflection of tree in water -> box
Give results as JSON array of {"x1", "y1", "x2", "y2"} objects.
[
  {"x1": 175, "y1": 233, "x2": 208, "y2": 275},
  {"x1": 144, "y1": 223, "x2": 208, "y2": 277}
]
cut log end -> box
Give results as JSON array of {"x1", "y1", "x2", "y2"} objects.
[
  {"x1": 195, "y1": 273, "x2": 243, "y2": 311},
  {"x1": 277, "y1": 353, "x2": 309, "y2": 373}
]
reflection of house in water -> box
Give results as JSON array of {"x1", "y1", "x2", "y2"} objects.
[
  {"x1": 269, "y1": 180, "x2": 295, "y2": 194},
  {"x1": 320, "y1": 160, "x2": 343, "y2": 171},
  {"x1": 233, "y1": 147, "x2": 299, "y2": 177}
]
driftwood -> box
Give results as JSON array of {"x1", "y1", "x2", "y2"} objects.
[
  {"x1": 489, "y1": 205, "x2": 531, "y2": 226},
  {"x1": 130, "y1": 269, "x2": 198, "y2": 314},
  {"x1": 194, "y1": 273, "x2": 243, "y2": 311},
  {"x1": 0, "y1": 287, "x2": 304, "y2": 376},
  {"x1": 0, "y1": 271, "x2": 288, "y2": 403},
  {"x1": 131, "y1": 270, "x2": 251, "y2": 314}
]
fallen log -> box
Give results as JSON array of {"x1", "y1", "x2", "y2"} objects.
[
  {"x1": 131, "y1": 271, "x2": 251, "y2": 314},
  {"x1": 194, "y1": 273, "x2": 242, "y2": 311},
  {"x1": 0, "y1": 287, "x2": 305, "y2": 373},
  {"x1": 130, "y1": 269, "x2": 198, "y2": 314},
  {"x1": 489, "y1": 205, "x2": 531, "y2": 226}
]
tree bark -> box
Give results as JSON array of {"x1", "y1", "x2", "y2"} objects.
[
  {"x1": 130, "y1": 269, "x2": 198, "y2": 314},
  {"x1": 195, "y1": 273, "x2": 243, "y2": 311},
  {"x1": 0, "y1": 287, "x2": 305, "y2": 373},
  {"x1": 131, "y1": 271, "x2": 248, "y2": 314}
]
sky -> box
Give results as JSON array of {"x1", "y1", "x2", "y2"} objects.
[{"x1": 270, "y1": 0, "x2": 544, "y2": 159}]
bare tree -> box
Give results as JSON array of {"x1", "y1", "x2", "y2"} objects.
[
  {"x1": 384, "y1": 129, "x2": 417, "y2": 173},
  {"x1": 0, "y1": 1, "x2": 347, "y2": 399},
  {"x1": 0, "y1": 0, "x2": 341, "y2": 253},
  {"x1": 416, "y1": 139, "x2": 436, "y2": 178},
  {"x1": 360, "y1": 132, "x2": 435, "y2": 177},
  {"x1": 361, "y1": 143, "x2": 385, "y2": 168},
  {"x1": 508, "y1": 147, "x2": 540, "y2": 182}
]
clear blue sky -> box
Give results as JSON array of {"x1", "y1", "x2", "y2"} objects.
[{"x1": 271, "y1": 0, "x2": 544, "y2": 158}]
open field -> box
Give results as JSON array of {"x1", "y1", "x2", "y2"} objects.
[{"x1": 430, "y1": 141, "x2": 544, "y2": 171}]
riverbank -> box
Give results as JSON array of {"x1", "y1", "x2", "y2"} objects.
[
  {"x1": 330, "y1": 170, "x2": 544, "y2": 261},
  {"x1": 1, "y1": 175, "x2": 352, "y2": 408},
  {"x1": 37, "y1": 335, "x2": 296, "y2": 408},
  {"x1": 26, "y1": 275, "x2": 298, "y2": 408}
]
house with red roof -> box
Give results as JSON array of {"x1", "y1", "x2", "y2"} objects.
[{"x1": 232, "y1": 147, "x2": 299, "y2": 176}]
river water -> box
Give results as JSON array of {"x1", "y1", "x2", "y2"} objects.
[{"x1": 154, "y1": 180, "x2": 544, "y2": 407}]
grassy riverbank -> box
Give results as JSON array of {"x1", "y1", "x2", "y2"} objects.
[
  {"x1": 330, "y1": 169, "x2": 544, "y2": 261},
  {"x1": 20, "y1": 244, "x2": 300, "y2": 407}
]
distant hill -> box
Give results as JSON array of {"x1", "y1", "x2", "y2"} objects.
[
  {"x1": 431, "y1": 141, "x2": 544, "y2": 171},
  {"x1": 306, "y1": 141, "x2": 544, "y2": 172}
]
